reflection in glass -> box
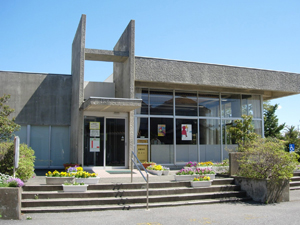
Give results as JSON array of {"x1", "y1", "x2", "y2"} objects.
[
  {"x1": 198, "y1": 93, "x2": 220, "y2": 117},
  {"x1": 221, "y1": 94, "x2": 241, "y2": 118},
  {"x1": 150, "y1": 118, "x2": 174, "y2": 163},
  {"x1": 175, "y1": 91, "x2": 197, "y2": 116},
  {"x1": 176, "y1": 119, "x2": 197, "y2": 163},
  {"x1": 135, "y1": 88, "x2": 149, "y2": 114},
  {"x1": 242, "y1": 95, "x2": 261, "y2": 118},
  {"x1": 150, "y1": 90, "x2": 173, "y2": 115}
]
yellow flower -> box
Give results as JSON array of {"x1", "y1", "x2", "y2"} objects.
[{"x1": 76, "y1": 167, "x2": 83, "y2": 171}]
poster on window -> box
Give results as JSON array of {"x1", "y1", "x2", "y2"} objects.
[
  {"x1": 181, "y1": 124, "x2": 192, "y2": 141},
  {"x1": 90, "y1": 122, "x2": 100, "y2": 130},
  {"x1": 90, "y1": 138, "x2": 100, "y2": 152},
  {"x1": 158, "y1": 124, "x2": 166, "y2": 136},
  {"x1": 90, "y1": 130, "x2": 100, "y2": 137}
]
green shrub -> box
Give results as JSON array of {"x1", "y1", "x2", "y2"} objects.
[
  {"x1": 237, "y1": 137, "x2": 299, "y2": 183},
  {"x1": 0, "y1": 141, "x2": 35, "y2": 181}
]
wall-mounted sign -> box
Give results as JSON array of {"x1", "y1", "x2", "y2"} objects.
[
  {"x1": 90, "y1": 138, "x2": 100, "y2": 152},
  {"x1": 181, "y1": 124, "x2": 192, "y2": 141},
  {"x1": 158, "y1": 124, "x2": 166, "y2": 136},
  {"x1": 90, "y1": 130, "x2": 100, "y2": 137},
  {"x1": 90, "y1": 122, "x2": 100, "y2": 130}
]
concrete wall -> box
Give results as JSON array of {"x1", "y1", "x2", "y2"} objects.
[
  {"x1": 70, "y1": 14, "x2": 86, "y2": 164},
  {"x1": 113, "y1": 20, "x2": 135, "y2": 99},
  {"x1": 113, "y1": 20, "x2": 136, "y2": 168},
  {"x1": 84, "y1": 81, "x2": 115, "y2": 99},
  {"x1": 135, "y1": 57, "x2": 300, "y2": 99},
  {"x1": 0, "y1": 71, "x2": 71, "y2": 125},
  {"x1": 0, "y1": 188, "x2": 22, "y2": 220}
]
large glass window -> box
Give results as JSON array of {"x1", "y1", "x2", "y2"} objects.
[
  {"x1": 135, "y1": 88, "x2": 149, "y2": 115},
  {"x1": 176, "y1": 119, "x2": 197, "y2": 163},
  {"x1": 84, "y1": 117, "x2": 104, "y2": 166},
  {"x1": 221, "y1": 94, "x2": 241, "y2": 118},
  {"x1": 14, "y1": 125, "x2": 27, "y2": 144},
  {"x1": 150, "y1": 90, "x2": 173, "y2": 115},
  {"x1": 242, "y1": 95, "x2": 261, "y2": 118},
  {"x1": 199, "y1": 93, "x2": 220, "y2": 117},
  {"x1": 50, "y1": 126, "x2": 70, "y2": 167},
  {"x1": 30, "y1": 126, "x2": 50, "y2": 167},
  {"x1": 175, "y1": 91, "x2": 197, "y2": 116},
  {"x1": 150, "y1": 118, "x2": 174, "y2": 164},
  {"x1": 200, "y1": 119, "x2": 221, "y2": 162}
]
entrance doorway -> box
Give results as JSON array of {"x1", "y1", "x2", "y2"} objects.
[{"x1": 84, "y1": 116, "x2": 126, "y2": 167}]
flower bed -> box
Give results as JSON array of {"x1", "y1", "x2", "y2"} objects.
[
  {"x1": 74, "y1": 171, "x2": 99, "y2": 184},
  {"x1": 190, "y1": 176, "x2": 212, "y2": 187},
  {"x1": 175, "y1": 167, "x2": 216, "y2": 181},
  {"x1": 146, "y1": 164, "x2": 163, "y2": 176}
]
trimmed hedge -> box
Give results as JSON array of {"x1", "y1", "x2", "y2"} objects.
[{"x1": 0, "y1": 141, "x2": 35, "y2": 181}]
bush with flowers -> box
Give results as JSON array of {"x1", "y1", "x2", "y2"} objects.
[
  {"x1": 0, "y1": 173, "x2": 24, "y2": 187},
  {"x1": 192, "y1": 176, "x2": 211, "y2": 181},
  {"x1": 67, "y1": 166, "x2": 83, "y2": 173}
]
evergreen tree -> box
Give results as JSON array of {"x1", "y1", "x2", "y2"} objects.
[
  {"x1": 264, "y1": 103, "x2": 285, "y2": 138},
  {"x1": 0, "y1": 94, "x2": 20, "y2": 141}
]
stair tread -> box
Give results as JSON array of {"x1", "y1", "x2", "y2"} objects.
[
  {"x1": 22, "y1": 184, "x2": 238, "y2": 194},
  {"x1": 22, "y1": 190, "x2": 245, "y2": 203},
  {"x1": 21, "y1": 197, "x2": 251, "y2": 212}
]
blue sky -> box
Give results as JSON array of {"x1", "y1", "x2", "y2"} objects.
[{"x1": 1, "y1": 0, "x2": 300, "y2": 130}]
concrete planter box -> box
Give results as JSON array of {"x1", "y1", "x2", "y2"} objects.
[
  {"x1": 194, "y1": 174, "x2": 215, "y2": 180},
  {"x1": 234, "y1": 177, "x2": 290, "y2": 203},
  {"x1": 75, "y1": 177, "x2": 100, "y2": 184},
  {"x1": 162, "y1": 170, "x2": 170, "y2": 175},
  {"x1": 212, "y1": 166, "x2": 229, "y2": 174},
  {"x1": 190, "y1": 181, "x2": 212, "y2": 188},
  {"x1": 46, "y1": 177, "x2": 74, "y2": 185},
  {"x1": 62, "y1": 184, "x2": 88, "y2": 192},
  {"x1": 0, "y1": 187, "x2": 22, "y2": 220},
  {"x1": 174, "y1": 175, "x2": 196, "y2": 181},
  {"x1": 147, "y1": 170, "x2": 163, "y2": 176},
  {"x1": 229, "y1": 152, "x2": 244, "y2": 176}
]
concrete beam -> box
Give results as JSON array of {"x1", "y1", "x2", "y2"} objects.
[{"x1": 85, "y1": 48, "x2": 128, "y2": 62}]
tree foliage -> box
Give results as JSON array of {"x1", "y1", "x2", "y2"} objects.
[
  {"x1": 264, "y1": 103, "x2": 285, "y2": 138},
  {"x1": 228, "y1": 115, "x2": 259, "y2": 151},
  {"x1": 283, "y1": 125, "x2": 300, "y2": 154},
  {"x1": 237, "y1": 137, "x2": 299, "y2": 183},
  {"x1": 0, "y1": 94, "x2": 20, "y2": 141}
]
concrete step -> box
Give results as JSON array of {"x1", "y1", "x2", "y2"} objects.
[
  {"x1": 22, "y1": 190, "x2": 247, "y2": 208},
  {"x1": 22, "y1": 184, "x2": 241, "y2": 199},
  {"x1": 289, "y1": 181, "x2": 300, "y2": 187},
  {"x1": 291, "y1": 176, "x2": 300, "y2": 182},
  {"x1": 21, "y1": 196, "x2": 251, "y2": 213}
]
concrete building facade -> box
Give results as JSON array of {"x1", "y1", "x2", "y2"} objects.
[{"x1": 1, "y1": 14, "x2": 300, "y2": 169}]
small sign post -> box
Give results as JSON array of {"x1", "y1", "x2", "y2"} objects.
[
  {"x1": 14, "y1": 136, "x2": 20, "y2": 178},
  {"x1": 289, "y1": 144, "x2": 295, "y2": 153}
]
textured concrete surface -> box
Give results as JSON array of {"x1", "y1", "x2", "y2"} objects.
[
  {"x1": 84, "y1": 81, "x2": 115, "y2": 99},
  {"x1": 135, "y1": 56, "x2": 300, "y2": 100},
  {"x1": 0, "y1": 187, "x2": 21, "y2": 220},
  {"x1": 70, "y1": 14, "x2": 86, "y2": 164},
  {"x1": 0, "y1": 71, "x2": 72, "y2": 125}
]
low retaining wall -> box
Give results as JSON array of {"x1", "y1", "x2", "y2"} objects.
[
  {"x1": 234, "y1": 177, "x2": 289, "y2": 203},
  {"x1": 0, "y1": 187, "x2": 22, "y2": 220}
]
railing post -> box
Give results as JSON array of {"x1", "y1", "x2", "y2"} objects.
[
  {"x1": 147, "y1": 173, "x2": 149, "y2": 210},
  {"x1": 131, "y1": 155, "x2": 133, "y2": 183}
]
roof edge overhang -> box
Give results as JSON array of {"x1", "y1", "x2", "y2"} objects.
[{"x1": 81, "y1": 97, "x2": 142, "y2": 112}]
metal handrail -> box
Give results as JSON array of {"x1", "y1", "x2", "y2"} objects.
[{"x1": 131, "y1": 151, "x2": 149, "y2": 210}]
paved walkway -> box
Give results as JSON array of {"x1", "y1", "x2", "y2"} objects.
[{"x1": 26, "y1": 169, "x2": 179, "y2": 185}]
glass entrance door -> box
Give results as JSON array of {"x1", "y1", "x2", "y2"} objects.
[{"x1": 106, "y1": 118, "x2": 125, "y2": 167}]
